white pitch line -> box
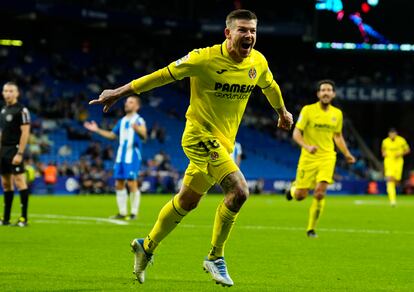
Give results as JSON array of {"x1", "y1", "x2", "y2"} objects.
[
  {"x1": 26, "y1": 214, "x2": 414, "y2": 235},
  {"x1": 129, "y1": 222, "x2": 414, "y2": 236},
  {"x1": 354, "y1": 199, "x2": 414, "y2": 206},
  {"x1": 29, "y1": 214, "x2": 129, "y2": 225},
  {"x1": 32, "y1": 219, "x2": 92, "y2": 225}
]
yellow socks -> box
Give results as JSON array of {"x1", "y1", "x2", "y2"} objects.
[
  {"x1": 307, "y1": 197, "x2": 325, "y2": 231},
  {"x1": 208, "y1": 202, "x2": 239, "y2": 260},
  {"x1": 386, "y1": 181, "x2": 397, "y2": 205},
  {"x1": 143, "y1": 195, "x2": 188, "y2": 254}
]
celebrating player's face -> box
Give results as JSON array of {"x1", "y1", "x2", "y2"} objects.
[
  {"x1": 226, "y1": 19, "x2": 257, "y2": 61},
  {"x1": 317, "y1": 84, "x2": 335, "y2": 105},
  {"x1": 2, "y1": 84, "x2": 19, "y2": 105}
]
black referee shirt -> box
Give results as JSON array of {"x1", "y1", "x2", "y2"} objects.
[{"x1": 0, "y1": 102, "x2": 31, "y2": 146}]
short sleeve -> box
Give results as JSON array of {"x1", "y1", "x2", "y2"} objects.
[
  {"x1": 167, "y1": 48, "x2": 209, "y2": 80},
  {"x1": 135, "y1": 116, "x2": 146, "y2": 126},
  {"x1": 21, "y1": 107, "x2": 31, "y2": 125},
  {"x1": 295, "y1": 106, "x2": 308, "y2": 131},
  {"x1": 334, "y1": 110, "x2": 343, "y2": 133},
  {"x1": 257, "y1": 58, "x2": 274, "y2": 89},
  {"x1": 112, "y1": 120, "x2": 121, "y2": 135}
]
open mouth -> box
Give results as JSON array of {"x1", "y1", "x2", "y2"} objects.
[{"x1": 241, "y1": 42, "x2": 251, "y2": 50}]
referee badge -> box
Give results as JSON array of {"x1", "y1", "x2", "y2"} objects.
[
  {"x1": 6, "y1": 114, "x2": 13, "y2": 122},
  {"x1": 210, "y1": 151, "x2": 219, "y2": 160},
  {"x1": 248, "y1": 67, "x2": 257, "y2": 79}
]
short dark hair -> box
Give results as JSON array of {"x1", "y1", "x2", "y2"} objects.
[
  {"x1": 226, "y1": 9, "x2": 257, "y2": 28},
  {"x1": 388, "y1": 127, "x2": 397, "y2": 133},
  {"x1": 317, "y1": 79, "x2": 336, "y2": 92},
  {"x1": 3, "y1": 81, "x2": 19, "y2": 89},
  {"x1": 127, "y1": 94, "x2": 141, "y2": 105}
]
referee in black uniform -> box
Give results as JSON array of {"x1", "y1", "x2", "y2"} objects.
[{"x1": 0, "y1": 82, "x2": 31, "y2": 227}]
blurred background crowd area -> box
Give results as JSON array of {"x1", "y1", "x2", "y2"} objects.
[{"x1": 0, "y1": 0, "x2": 413, "y2": 194}]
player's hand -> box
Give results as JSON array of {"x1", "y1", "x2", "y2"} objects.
[
  {"x1": 89, "y1": 89, "x2": 120, "y2": 112},
  {"x1": 12, "y1": 154, "x2": 22, "y2": 165},
  {"x1": 277, "y1": 110, "x2": 293, "y2": 130},
  {"x1": 345, "y1": 153, "x2": 356, "y2": 164},
  {"x1": 305, "y1": 145, "x2": 318, "y2": 154},
  {"x1": 84, "y1": 121, "x2": 99, "y2": 132}
]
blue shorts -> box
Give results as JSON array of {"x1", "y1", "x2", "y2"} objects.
[{"x1": 113, "y1": 161, "x2": 141, "y2": 180}]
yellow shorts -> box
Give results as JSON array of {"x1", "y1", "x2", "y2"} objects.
[
  {"x1": 384, "y1": 159, "x2": 404, "y2": 181},
  {"x1": 294, "y1": 155, "x2": 336, "y2": 189},
  {"x1": 182, "y1": 139, "x2": 239, "y2": 194}
]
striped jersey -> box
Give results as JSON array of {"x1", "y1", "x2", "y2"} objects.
[
  {"x1": 112, "y1": 113, "x2": 145, "y2": 164},
  {"x1": 230, "y1": 141, "x2": 242, "y2": 162}
]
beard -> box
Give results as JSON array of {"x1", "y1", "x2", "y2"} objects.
[{"x1": 320, "y1": 96, "x2": 332, "y2": 105}]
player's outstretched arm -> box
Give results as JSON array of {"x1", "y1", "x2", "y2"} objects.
[
  {"x1": 89, "y1": 83, "x2": 135, "y2": 113},
  {"x1": 333, "y1": 132, "x2": 356, "y2": 163},
  {"x1": 89, "y1": 67, "x2": 175, "y2": 113},
  {"x1": 84, "y1": 121, "x2": 117, "y2": 140}
]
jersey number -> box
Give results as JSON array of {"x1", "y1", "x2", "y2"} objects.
[{"x1": 198, "y1": 140, "x2": 220, "y2": 152}]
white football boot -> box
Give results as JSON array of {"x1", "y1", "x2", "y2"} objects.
[
  {"x1": 131, "y1": 238, "x2": 153, "y2": 283},
  {"x1": 203, "y1": 257, "x2": 234, "y2": 287}
]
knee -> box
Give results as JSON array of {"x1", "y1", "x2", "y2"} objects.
[
  {"x1": 314, "y1": 191, "x2": 325, "y2": 201},
  {"x1": 115, "y1": 180, "x2": 125, "y2": 190},
  {"x1": 127, "y1": 181, "x2": 137, "y2": 192},
  {"x1": 179, "y1": 197, "x2": 199, "y2": 211},
  {"x1": 177, "y1": 190, "x2": 202, "y2": 211},
  {"x1": 225, "y1": 182, "x2": 249, "y2": 211},
  {"x1": 235, "y1": 186, "x2": 249, "y2": 205},
  {"x1": 295, "y1": 189, "x2": 308, "y2": 201}
]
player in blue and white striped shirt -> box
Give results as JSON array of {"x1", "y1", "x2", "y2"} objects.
[
  {"x1": 230, "y1": 141, "x2": 242, "y2": 167},
  {"x1": 84, "y1": 95, "x2": 147, "y2": 219}
]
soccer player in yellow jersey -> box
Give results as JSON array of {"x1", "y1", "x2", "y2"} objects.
[
  {"x1": 286, "y1": 80, "x2": 355, "y2": 238},
  {"x1": 89, "y1": 9, "x2": 293, "y2": 286},
  {"x1": 381, "y1": 128, "x2": 410, "y2": 207}
]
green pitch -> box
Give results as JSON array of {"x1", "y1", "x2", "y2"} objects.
[{"x1": 1, "y1": 194, "x2": 413, "y2": 291}]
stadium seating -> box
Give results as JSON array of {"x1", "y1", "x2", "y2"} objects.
[{"x1": 0, "y1": 46, "x2": 364, "y2": 182}]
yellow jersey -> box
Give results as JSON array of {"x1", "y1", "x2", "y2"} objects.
[
  {"x1": 295, "y1": 102, "x2": 343, "y2": 158},
  {"x1": 382, "y1": 135, "x2": 409, "y2": 161},
  {"x1": 167, "y1": 40, "x2": 275, "y2": 153}
]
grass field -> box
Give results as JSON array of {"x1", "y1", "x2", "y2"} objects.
[{"x1": 1, "y1": 194, "x2": 413, "y2": 291}]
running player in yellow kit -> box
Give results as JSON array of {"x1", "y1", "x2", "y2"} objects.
[
  {"x1": 286, "y1": 80, "x2": 355, "y2": 238},
  {"x1": 381, "y1": 128, "x2": 410, "y2": 207},
  {"x1": 89, "y1": 9, "x2": 293, "y2": 286}
]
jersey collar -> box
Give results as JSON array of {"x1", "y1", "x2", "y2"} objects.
[
  {"x1": 221, "y1": 40, "x2": 249, "y2": 64},
  {"x1": 221, "y1": 40, "x2": 229, "y2": 57},
  {"x1": 317, "y1": 101, "x2": 331, "y2": 112}
]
